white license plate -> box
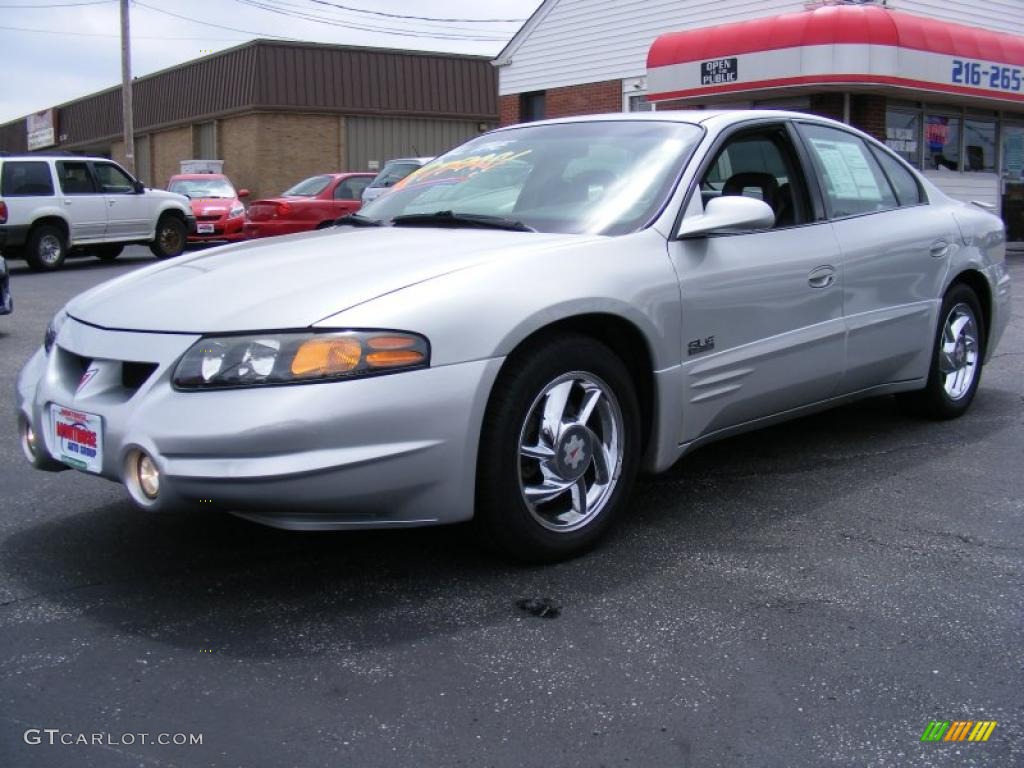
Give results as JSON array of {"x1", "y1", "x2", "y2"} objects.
[
  {"x1": 50, "y1": 404, "x2": 103, "y2": 473},
  {"x1": 196, "y1": 222, "x2": 215, "y2": 234}
]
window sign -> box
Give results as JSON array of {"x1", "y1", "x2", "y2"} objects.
[
  {"x1": 809, "y1": 138, "x2": 882, "y2": 201},
  {"x1": 925, "y1": 114, "x2": 961, "y2": 170},
  {"x1": 885, "y1": 109, "x2": 920, "y2": 166}
]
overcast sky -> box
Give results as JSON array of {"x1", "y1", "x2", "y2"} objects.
[{"x1": 0, "y1": 0, "x2": 542, "y2": 123}]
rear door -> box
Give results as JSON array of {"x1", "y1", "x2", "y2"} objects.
[
  {"x1": 668, "y1": 121, "x2": 846, "y2": 442},
  {"x1": 55, "y1": 161, "x2": 108, "y2": 242},
  {"x1": 794, "y1": 122, "x2": 955, "y2": 392},
  {"x1": 92, "y1": 161, "x2": 151, "y2": 240}
]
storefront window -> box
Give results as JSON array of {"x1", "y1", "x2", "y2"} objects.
[
  {"x1": 885, "y1": 109, "x2": 920, "y2": 167},
  {"x1": 924, "y1": 113, "x2": 961, "y2": 171},
  {"x1": 963, "y1": 117, "x2": 996, "y2": 172}
]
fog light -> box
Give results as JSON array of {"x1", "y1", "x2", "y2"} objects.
[
  {"x1": 21, "y1": 422, "x2": 38, "y2": 461},
  {"x1": 137, "y1": 453, "x2": 160, "y2": 499}
]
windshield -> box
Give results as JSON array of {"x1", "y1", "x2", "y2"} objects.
[
  {"x1": 168, "y1": 178, "x2": 236, "y2": 198},
  {"x1": 368, "y1": 162, "x2": 421, "y2": 189},
  {"x1": 359, "y1": 121, "x2": 703, "y2": 235},
  {"x1": 282, "y1": 175, "x2": 333, "y2": 197}
]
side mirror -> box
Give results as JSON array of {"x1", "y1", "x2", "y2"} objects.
[
  {"x1": 133, "y1": 180, "x2": 145, "y2": 194},
  {"x1": 678, "y1": 195, "x2": 775, "y2": 238},
  {"x1": 238, "y1": 189, "x2": 250, "y2": 198}
]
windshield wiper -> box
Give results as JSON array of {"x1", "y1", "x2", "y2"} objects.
[
  {"x1": 391, "y1": 211, "x2": 535, "y2": 233},
  {"x1": 334, "y1": 213, "x2": 382, "y2": 227}
]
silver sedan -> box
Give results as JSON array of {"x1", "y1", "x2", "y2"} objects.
[{"x1": 15, "y1": 111, "x2": 1011, "y2": 561}]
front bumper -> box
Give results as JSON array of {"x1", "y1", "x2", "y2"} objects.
[
  {"x1": 188, "y1": 215, "x2": 246, "y2": 243},
  {"x1": 16, "y1": 316, "x2": 503, "y2": 528}
]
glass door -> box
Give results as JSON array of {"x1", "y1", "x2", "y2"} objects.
[{"x1": 1002, "y1": 124, "x2": 1024, "y2": 244}]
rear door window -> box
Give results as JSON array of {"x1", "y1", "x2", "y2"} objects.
[
  {"x1": 334, "y1": 177, "x2": 371, "y2": 200},
  {"x1": 57, "y1": 161, "x2": 98, "y2": 195},
  {"x1": 797, "y1": 123, "x2": 898, "y2": 218},
  {"x1": 870, "y1": 147, "x2": 924, "y2": 207},
  {"x1": 1, "y1": 161, "x2": 55, "y2": 196}
]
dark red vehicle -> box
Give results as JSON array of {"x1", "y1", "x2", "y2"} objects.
[{"x1": 243, "y1": 173, "x2": 375, "y2": 239}]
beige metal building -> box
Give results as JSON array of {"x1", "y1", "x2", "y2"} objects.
[{"x1": 0, "y1": 40, "x2": 498, "y2": 199}]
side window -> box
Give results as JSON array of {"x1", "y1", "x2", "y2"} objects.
[
  {"x1": 56, "y1": 161, "x2": 97, "y2": 195},
  {"x1": 92, "y1": 162, "x2": 135, "y2": 194},
  {"x1": 334, "y1": 178, "x2": 370, "y2": 200},
  {"x1": 699, "y1": 127, "x2": 812, "y2": 228},
  {"x1": 870, "y1": 147, "x2": 924, "y2": 207},
  {"x1": 1, "y1": 161, "x2": 55, "y2": 196},
  {"x1": 797, "y1": 123, "x2": 898, "y2": 218}
]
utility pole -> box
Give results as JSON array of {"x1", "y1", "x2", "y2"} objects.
[{"x1": 120, "y1": 0, "x2": 135, "y2": 175}]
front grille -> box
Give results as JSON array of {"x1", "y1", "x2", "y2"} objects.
[
  {"x1": 122, "y1": 361, "x2": 159, "y2": 391},
  {"x1": 196, "y1": 214, "x2": 221, "y2": 222}
]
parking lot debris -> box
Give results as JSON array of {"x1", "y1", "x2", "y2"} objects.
[{"x1": 516, "y1": 598, "x2": 561, "y2": 619}]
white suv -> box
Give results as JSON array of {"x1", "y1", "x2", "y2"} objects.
[{"x1": 0, "y1": 155, "x2": 195, "y2": 271}]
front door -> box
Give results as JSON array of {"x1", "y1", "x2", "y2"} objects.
[
  {"x1": 1002, "y1": 124, "x2": 1024, "y2": 245},
  {"x1": 669, "y1": 123, "x2": 846, "y2": 443},
  {"x1": 92, "y1": 161, "x2": 150, "y2": 240}
]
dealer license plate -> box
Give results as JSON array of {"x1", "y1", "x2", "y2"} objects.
[
  {"x1": 50, "y1": 404, "x2": 103, "y2": 473},
  {"x1": 197, "y1": 222, "x2": 215, "y2": 234}
]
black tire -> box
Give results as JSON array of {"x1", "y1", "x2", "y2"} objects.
[
  {"x1": 149, "y1": 215, "x2": 187, "y2": 259},
  {"x1": 95, "y1": 244, "x2": 125, "y2": 262},
  {"x1": 475, "y1": 334, "x2": 641, "y2": 562},
  {"x1": 901, "y1": 283, "x2": 985, "y2": 419},
  {"x1": 25, "y1": 224, "x2": 67, "y2": 271}
]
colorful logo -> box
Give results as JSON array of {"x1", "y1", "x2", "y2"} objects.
[{"x1": 921, "y1": 720, "x2": 997, "y2": 742}]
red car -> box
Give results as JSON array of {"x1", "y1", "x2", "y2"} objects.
[
  {"x1": 167, "y1": 173, "x2": 249, "y2": 243},
  {"x1": 243, "y1": 172, "x2": 375, "y2": 238}
]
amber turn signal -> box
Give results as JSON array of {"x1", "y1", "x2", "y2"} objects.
[
  {"x1": 291, "y1": 337, "x2": 362, "y2": 376},
  {"x1": 366, "y1": 349, "x2": 426, "y2": 368}
]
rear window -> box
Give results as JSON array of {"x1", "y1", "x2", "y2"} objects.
[
  {"x1": 1, "y1": 161, "x2": 54, "y2": 197},
  {"x1": 368, "y1": 162, "x2": 420, "y2": 189}
]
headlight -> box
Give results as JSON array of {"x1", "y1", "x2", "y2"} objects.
[
  {"x1": 229, "y1": 204, "x2": 245, "y2": 218},
  {"x1": 44, "y1": 309, "x2": 68, "y2": 354},
  {"x1": 173, "y1": 330, "x2": 429, "y2": 389}
]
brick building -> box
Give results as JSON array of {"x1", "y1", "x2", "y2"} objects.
[
  {"x1": 0, "y1": 40, "x2": 497, "y2": 200},
  {"x1": 494, "y1": 0, "x2": 1024, "y2": 244}
]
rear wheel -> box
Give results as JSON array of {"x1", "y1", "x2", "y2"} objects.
[
  {"x1": 902, "y1": 283, "x2": 985, "y2": 419},
  {"x1": 25, "y1": 224, "x2": 67, "y2": 271},
  {"x1": 475, "y1": 335, "x2": 641, "y2": 562},
  {"x1": 94, "y1": 244, "x2": 124, "y2": 262},
  {"x1": 149, "y1": 215, "x2": 186, "y2": 259}
]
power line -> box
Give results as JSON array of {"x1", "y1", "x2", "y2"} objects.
[
  {"x1": 252, "y1": 0, "x2": 515, "y2": 33},
  {"x1": 133, "y1": 2, "x2": 299, "y2": 40},
  {"x1": 0, "y1": 23, "x2": 248, "y2": 40},
  {"x1": 302, "y1": 0, "x2": 526, "y2": 24},
  {"x1": 0, "y1": 0, "x2": 113, "y2": 6},
  {"x1": 232, "y1": 0, "x2": 510, "y2": 40}
]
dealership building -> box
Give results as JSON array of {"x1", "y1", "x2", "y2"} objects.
[
  {"x1": 495, "y1": 0, "x2": 1024, "y2": 244},
  {"x1": 0, "y1": 40, "x2": 497, "y2": 199}
]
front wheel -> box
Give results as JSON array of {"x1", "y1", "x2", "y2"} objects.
[
  {"x1": 902, "y1": 284, "x2": 985, "y2": 419},
  {"x1": 475, "y1": 335, "x2": 641, "y2": 562},
  {"x1": 149, "y1": 216, "x2": 187, "y2": 259}
]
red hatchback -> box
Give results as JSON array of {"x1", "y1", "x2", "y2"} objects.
[
  {"x1": 243, "y1": 173, "x2": 375, "y2": 239},
  {"x1": 167, "y1": 173, "x2": 249, "y2": 243}
]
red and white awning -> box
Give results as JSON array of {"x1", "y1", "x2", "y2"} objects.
[{"x1": 647, "y1": 5, "x2": 1024, "y2": 105}]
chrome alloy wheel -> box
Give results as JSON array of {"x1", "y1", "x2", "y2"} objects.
[
  {"x1": 939, "y1": 302, "x2": 980, "y2": 401},
  {"x1": 38, "y1": 234, "x2": 63, "y2": 265},
  {"x1": 517, "y1": 372, "x2": 624, "y2": 533}
]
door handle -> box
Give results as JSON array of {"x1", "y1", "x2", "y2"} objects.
[
  {"x1": 929, "y1": 240, "x2": 950, "y2": 257},
  {"x1": 64, "y1": 200, "x2": 72, "y2": 206},
  {"x1": 808, "y1": 265, "x2": 836, "y2": 289}
]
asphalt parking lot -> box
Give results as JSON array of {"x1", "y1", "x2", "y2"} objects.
[{"x1": 0, "y1": 246, "x2": 1022, "y2": 768}]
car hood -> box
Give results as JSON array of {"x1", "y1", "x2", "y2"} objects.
[
  {"x1": 66, "y1": 227, "x2": 596, "y2": 333},
  {"x1": 147, "y1": 188, "x2": 190, "y2": 205}
]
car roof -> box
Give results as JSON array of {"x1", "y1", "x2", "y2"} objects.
[
  {"x1": 490, "y1": 109, "x2": 850, "y2": 132},
  {"x1": 169, "y1": 173, "x2": 231, "y2": 181},
  {"x1": 0, "y1": 154, "x2": 113, "y2": 162},
  {"x1": 384, "y1": 157, "x2": 433, "y2": 165}
]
